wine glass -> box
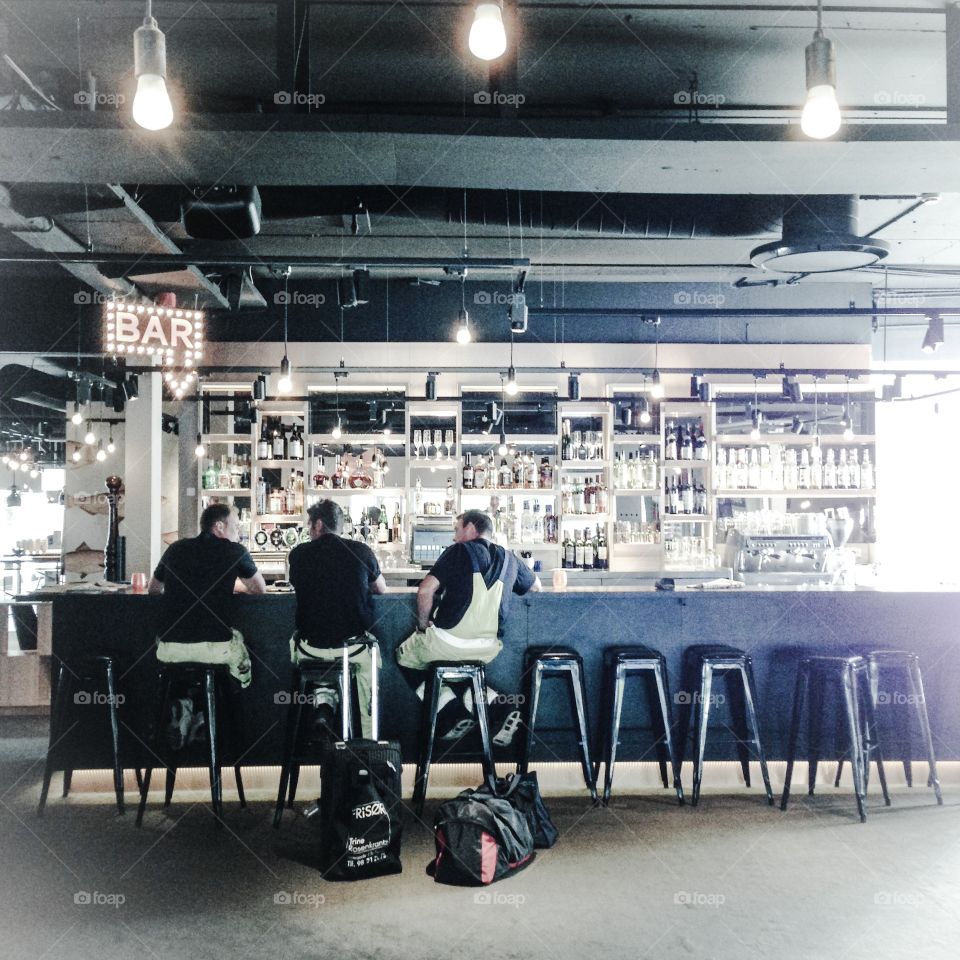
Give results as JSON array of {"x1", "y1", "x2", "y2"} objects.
[
  {"x1": 412, "y1": 429, "x2": 423, "y2": 460},
  {"x1": 434, "y1": 429, "x2": 445, "y2": 461},
  {"x1": 444, "y1": 429, "x2": 455, "y2": 459}
]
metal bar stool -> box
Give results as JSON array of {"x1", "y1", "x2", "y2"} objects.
[
  {"x1": 678, "y1": 644, "x2": 774, "y2": 807},
  {"x1": 413, "y1": 661, "x2": 496, "y2": 816},
  {"x1": 518, "y1": 647, "x2": 598, "y2": 802},
  {"x1": 273, "y1": 644, "x2": 370, "y2": 828},
  {"x1": 136, "y1": 664, "x2": 246, "y2": 827},
  {"x1": 834, "y1": 649, "x2": 942, "y2": 804},
  {"x1": 781, "y1": 655, "x2": 890, "y2": 822},
  {"x1": 598, "y1": 645, "x2": 683, "y2": 805},
  {"x1": 38, "y1": 655, "x2": 140, "y2": 815}
]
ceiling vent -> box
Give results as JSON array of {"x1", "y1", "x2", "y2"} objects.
[
  {"x1": 182, "y1": 185, "x2": 262, "y2": 240},
  {"x1": 750, "y1": 195, "x2": 888, "y2": 274}
]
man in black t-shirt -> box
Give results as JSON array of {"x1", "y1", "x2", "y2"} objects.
[
  {"x1": 288, "y1": 499, "x2": 386, "y2": 738},
  {"x1": 396, "y1": 509, "x2": 540, "y2": 741},
  {"x1": 149, "y1": 503, "x2": 265, "y2": 689}
]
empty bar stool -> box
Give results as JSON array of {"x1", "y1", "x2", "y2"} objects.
[
  {"x1": 136, "y1": 664, "x2": 246, "y2": 827},
  {"x1": 679, "y1": 644, "x2": 774, "y2": 807},
  {"x1": 781, "y1": 655, "x2": 890, "y2": 822},
  {"x1": 413, "y1": 661, "x2": 496, "y2": 816},
  {"x1": 38, "y1": 655, "x2": 139, "y2": 816},
  {"x1": 598, "y1": 645, "x2": 683, "y2": 805},
  {"x1": 518, "y1": 648, "x2": 598, "y2": 802},
  {"x1": 274, "y1": 649, "x2": 368, "y2": 828},
  {"x1": 834, "y1": 649, "x2": 941, "y2": 804}
]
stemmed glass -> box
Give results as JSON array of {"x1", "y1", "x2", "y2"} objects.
[
  {"x1": 434, "y1": 429, "x2": 445, "y2": 461},
  {"x1": 444, "y1": 429, "x2": 455, "y2": 460},
  {"x1": 412, "y1": 429, "x2": 423, "y2": 459}
]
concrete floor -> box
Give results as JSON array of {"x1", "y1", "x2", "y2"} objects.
[{"x1": 1, "y1": 717, "x2": 958, "y2": 960}]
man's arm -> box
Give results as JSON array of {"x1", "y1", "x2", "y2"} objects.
[
  {"x1": 370, "y1": 574, "x2": 387, "y2": 595},
  {"x1": 529, "y1": 575, "x2": 543, "y2": 593},
  {"x1": 147, "y1": 576, "x2": 164, "y2": 595},
  {"x1": 237, "y1": 571, "x2": 267, "y2": 594},
  {"x1": 416, "y1": 574, "x2": 441, "y2": 631}
]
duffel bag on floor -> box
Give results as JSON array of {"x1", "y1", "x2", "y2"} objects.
[
  {"x1": 429, "y1": 789, "x2": 535, "y2": 886},
  {"x1": 478, "y1": 772, "x2": 559, "y2": 849}
]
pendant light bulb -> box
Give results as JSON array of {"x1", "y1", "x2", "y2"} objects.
[
  {"x1": 498, "y1": 430, "x2": 508, "y2": 456},
  {"x1": 84, "y1": 425, "x2": 97, "y2": 446},
  {"x1": 505, "y1": 366, "x2": 519, "y2": 396},
  {"x1": 72, "y1": 448, "x2": 82, "y2": 463},
  {"x1": 194, "y1": 433, "x2": 206, "y2": 458},
  {"x1": 750, "y1": 408, "x2": 762, "y2": 441},
  {"x1": 132, "y1": 10, "x2": 173, "y2": 131},
  {"x1": 801, "y1": 30, "x2": 840, "y2": 139},
  {"x1": 639, "y1": 398, "x2": 652, "y2": 426},
  {"x1": 468, "y1": 1, "x2": 507, "y2": 61},
  {"x1": 277, "y1": 356, "x2": 293, "y2": 394},
  {"x1": 331, "y1": 418, "x2": 342, "y2": 440},
  {"x1": 96, "y1": 442, "x2": 107, "y2": 463},
  {"x1": 650, "y1": 370, "x2": 665, "y2": 400},
  {"x1": 107, "y1": 436, "x2": 116, "y2": 454},
  {"x1": 455, "y1": 308, "x2": 472, "y2": 344},
  {"x1": 71, "y1": 402, "x2": 83, "y2": 426}
]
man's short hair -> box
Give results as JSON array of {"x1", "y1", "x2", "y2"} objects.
[
  {"x1": 200, "y1": 502, "x2": 233, "y2": 533},
  {"x1": 458, "y1": 509, "x2": 493, "y2": 537},
  {"x1": 307, "y1": 499, "x2": 344, "y2": 535}
]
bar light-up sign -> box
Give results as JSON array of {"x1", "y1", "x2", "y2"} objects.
[{"x1": 104, "y1": 302, "x2": 204, "y2": 367}]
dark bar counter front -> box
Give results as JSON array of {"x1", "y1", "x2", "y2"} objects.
[{"x1": 48, "y1": 589, "x2": 960, "y2": 768}]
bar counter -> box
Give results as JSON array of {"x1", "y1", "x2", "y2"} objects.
[{"x1": 47, "y1": 588, "x2": 960, "y2": 766}]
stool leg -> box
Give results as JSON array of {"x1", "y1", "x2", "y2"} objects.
[
  {"x1": 725, "y1": 668, "x2": 752, "y2": 788},
  {"x1": 691, "y1": 662, "x2": 713, "y2": 807},
  {"x1": 567, "y1": 663, "x2": 597, "y2": 801},
  {"x1": 138, "y1": 672, "x2": 173, "y2": 825},
  {"x1": 842, "y1": 664, "x2": 867, "y2": 823},
  {"x1": 274, "y1": 672, "x2": 301, "y2": 828},
  {"x1": 135, "y1": 767, "x2": 152, "y2": 827},
  {"x1": 135, "y1": 768, "x2": 143, "y2": 790},
  {"x1": 61, "y1": 769, "x2": 73, "y2": 798},
  {"x1": 413, "y1": 670, "x2": 443, "y2": 816},
  {"x1": 287, "y1": 764, "x2": 300, "y2": 808},
  {"x1": 164, "y1": 768, "x2": 176, "y2": 807},
  {"x1": 594, "y1": 661, "x2": 612, "y2": 789},
  {"x1": 654, "y1": 660, "x2": 684, "y2": 805},
  {"x1": 517, "y1": 663, "x2": 543, "y2": 776},
  {"x1": 806, "y1": 666, "x2": 824, "y2": 796},
  {"x1": 860, "y1": 668, "x2": 890, "y2": 807},
  {"x1": 38, "y1": 662, "x2": 70, "y2": 815},
  {"x1": 741, "y1": 661, "x2": 774, "y2": 805},
  {"x1": 603, "y1": 663, "x2": 626, "y2": 805},
  {"x1": 781, "y1": 664, "x2": 808, "y2": 811},
  {"x1": 644, "y1": 670, "x2": 670, "y2": 789},
  {"x1": 234, "y1": 766, "x2": 246, "y2": 808},
  {"x1": 472, "y1": 669, "x2": 497, "y2": 792},
  {"x1": 204, "y1": 671, "x2": 223, "y2": 824},
  {"x1": 104, "y1": 661, "x2": 125, "y2": 815},
  {"x1": 907, "y1": 658, "x2": 942, "y2": 804}
]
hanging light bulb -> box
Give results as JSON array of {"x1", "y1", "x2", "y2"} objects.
[
  {"x1": 498, "y1": 430, "x2": 508, "y2": 456},
  {"x1": 921, "y1": 314, "x2": 944, "y2": 354},
  {"x1": 194, "y1": 433, "x2": 206, "y2": 457},
  {"x1": 96, "y1": 441, "x2": 107, "y2": 462},
  {"x1": 18, "y1": 448, "x2": 29, "y2": 462},
  {"x1": 638, "y1": 397, "x2": 652, "y2": 425},
  {"x1": 277, "y1": 356, "x2": 293, "y2": 394},
  {"x1": 84, "y1": 424, "x2": 96, "y2": 446},
  {"x1": 71, "y1": 448, "x2": 82, "y2": 463},
  {"x1": 505, "y1": 366, "x2": 519, "y2": 396},
  {"x1": 468, "y1": 0, "x2": 507, "y2": 61},
  {"x1": 107, "y1": 435, "x2": 116, "y2": 454},
  {"x1": 132, "y1": 2, "x2": 174, "y2": 131},
  {"x1": 455, "y1": 308, "x2": 472, "y2": 344},
  {"x1": 71, "y1": 402, "x2": 83, "y2": 426},
  {"x1": 650, "y1": 370, "x2": 665, "y2": 399},
  {"x1": 29, "y1": 466, "x2": 39, "y2": 479},
  {"x1": 800, "y1": 0, "x2": 841, "y2": 139},
  {"x1": 750, "y1": 408, "x2": 762, "y2": 441},
  {"x1": 331, "y1": 417, "x2": 342, "y2": 440}
]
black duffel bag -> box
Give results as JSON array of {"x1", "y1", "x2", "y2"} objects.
[{"x1": 478, "y1": 772, "x2": 559, "y2": 849}]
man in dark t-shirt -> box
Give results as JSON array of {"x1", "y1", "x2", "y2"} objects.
[
  {"x1": 288, "y1": 499, "x2": 387, "y2": 738},
  {"x1": 149, "y1": 503, "x2": 265, "y2": 688}
]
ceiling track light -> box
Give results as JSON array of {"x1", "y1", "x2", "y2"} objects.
[
  {"x1": 252, "y1": 374, "x2": 266, "y2": 402},
  {"x1": 567, "y1": 372, "x2": 580, "y2": 402},
  {"x1": 783, "y1": 374, "x2": 804, "y2": 403},
  {"x1": 791, "y1": 415, "x2": 804, "y2": 435},
  {"x1": 469, "y1": 0, "x2": 507, "y2": 61},
  {"x1": 133, "y1": 0, "x2": 174, "y2": 130},
  {"x1": 801, "y1": 0, "x2": 841, "y2": 139},
  {"x1": 921, "y1": 314, "x2": 944, "y2": 354},
  {"x1": 426, "y1": 372, "x2": 438, "y2": 401}
]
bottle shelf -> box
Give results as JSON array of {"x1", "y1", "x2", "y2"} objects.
[
  {"x1": 714, "y1": 488, "x2": 877, "y2": 499},
  {"x1": 308, "y1": 487, "x2": 406, "y2": 497},
  {"x1": 513, "y1": 542, "x2": 561, "y2": 550},
  {"x1": 661, "y1": 514, "x2": 712, "y2": 522},
  {"x1": 714, "y1": 435, "x2": 877, "y2": 446},
  {"x1": 203, "y1": 434, "x2": 253, "y2": 444},
  {"x1": 661, "y1": 459, "x2": 710, "y2": 469},
  {"x1": 561, "y1": 512, "x2": 610, "y2": 521},
  {"x1": 461, "y1": 487, "x2": 558, "y2": 496},
  {"x1": 559, "y1": 460, "x2": 610, "y2": 470},
  {"x1": 200, "y1": 488, "x2": 251, "y2": 496},
  {"x1": 612, "y1": 434, "x2": 662, "y2": 445},
  {"x1": 612, "y1": 488, "x2": 659, "y2": 496},
  {"x1": 256, "y1": 458, "x2": 307, "y2": 466}
]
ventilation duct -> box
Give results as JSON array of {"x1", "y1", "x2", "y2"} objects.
[
  {"x1": 750, "y1": 196, "x2": 888, "y2": 274},
  {"x1": 182, "y1": 186, "x2": 262, "y2": 240}
]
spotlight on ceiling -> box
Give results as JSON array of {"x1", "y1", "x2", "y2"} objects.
[
  {"x1": 567, "y1": 373, "x2": 580, "y2": 402},
  {"x1": 132, "y1": 1, "x2": 174, "y2": 131},
  {"x1": 783, "y1": 374, "x2": 804, "y2": 403},
  {"x1": 426, "y1": 372, "x2": 438, "y2": 401},
  {"x1": 690, "y1": 374, "x2": 702, "y2": 399},
  {"x1": 469, "y1": 0, "x2": 507, "y2": 61},
  {"x1": 791, "y1": 415, "x2": 805, "y2": 435},
  {"x1": 921, "y1": 314, "x2": 944, "y2": 354},
  {"x1": 123, "y1": 375, "x2": 139, "y2": 401}
]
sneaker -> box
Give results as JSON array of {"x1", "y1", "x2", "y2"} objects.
[
  {"x1": 166, "y1": 697, "x2": 194, "y2": 751},
  {"x1": 440, "y1": 718, "x2": 477, "y2": 741},
  {"x1": 493, "y1": 710, "x2": 524, "y2": 747}
]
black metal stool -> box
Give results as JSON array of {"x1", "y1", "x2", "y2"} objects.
[
  {"x1": 136, "y1": 664, "x2": 246, "y2": 827},
  {"x1": 518, "y1": 648, "x2": 598, "y2": 802},
  {"x1": 38, "y1": 655, "x2": 139, "y2": 815},
  {"x1": 413, "y1": 661, "x2": 497, "y2": 816},
  {"x1": 273, "y1": 651, "x2": 367, "y2": 828},
  {"x1": 679, "y1": 644, "x2": 773, "y2": 807},
  {"x1": 781, "y1": 655, "x2": 890, "y2": 822},
  {"x1": 834, "y1": 649, "x2": 942, "y2": 804},
  {"x1": 598, "y1": 645, "x2": 683, "y2": 805}
]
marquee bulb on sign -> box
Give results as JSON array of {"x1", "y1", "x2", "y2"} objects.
[
  {"x1": 132, "y1": 8, "x2": 174, "y2": 130},
  {"x1": 468, "y1": 1, "x2": 507, "y2": 61}
]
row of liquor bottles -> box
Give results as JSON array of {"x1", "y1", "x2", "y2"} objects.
[
  {"x1": 312, "y1": 454, "x2": 391, "y2": 490},
  {"x1": 255, "y1": 473, "x2": 306, "y2": 515},
  {"x1": 561, "y1": 527, "x2": 610, "y2": 570},
  {"x1": 612, "y1": 451, "x2": 658, "y2": 490},
  {"x1": 560, "y1": 476, "x2": 610, "y2": 516},
  {"x1": 201, "y1": 456, "x2": 250, "y2": 490},
  {"x1": 256, "y1": 419, "x2": 306, "y2": 460},
  {"x1": 664, "y1": 420, "x2": 710, "y2": 462},
  {"x1": 714, "y1": 445, "x2": 875, "y2": 491},
  {"x1": 462, "y1": 453, "x2": 555, "y2": 490},
  {"x1": 663, "y1": 473, "x2": 709, "y2": 515},
  {"x1": 489, "y1": 498, "x2": 560, "y2": 545}
]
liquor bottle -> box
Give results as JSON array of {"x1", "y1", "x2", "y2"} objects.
[
  {"x1": 525, "y1": 453, "x2": 538, "y2": 488},
  {"x1": 695, "y1": 483, "x2": 708, "y2": 515},
  {"x1": 377, "y1": 505, "x2": 389, "y2": 544},
  {"x1": 561, "y1": 419, "x2": 572, "y2": 461},
  {"x1": 202, "y1": 460, "x2": 216, "y2": 490},
  {"x1": 847, "y1": 448, "x2": 861, "y2": 489},
  {"x1": 694, "y1": 422, "x2": 709, "y2": 461},
  {"x1": 582, "y1": 528, "x2": 595, "y2": 569},
  {"x1": 444, "y1": 477, "x2": 455, "y2": 514},
  {"x1": 645, "y1": 450, "x2": 658, "y2": 491},
  {"x1": 574, "y1": 529, "x2": 585, "y2": 568},
  {"x1": 665, "y1": 421, "x2": 678, "y2": 461},
  {"x1": 681, "y1": 473, "x2": 694, "y2": 514},
  {"x1": 780, "y1": 449, "x2": 795, "y2": 490},
  {"x1": 596, "y1": 525, "x2": 608, "y2": 570},
  {"x1": 512, "y1": 454, "x2": 524, "y2": 488},
  {"x1": 759, "y1": 445, "x2": 772, "y2": 490},
  {"x1": 596, "y1": 475, "x2": 608, "y2": 514},
  {"x1": 218, "y1": 456, "x2": 230, "y2": 489},
  {"x1": 572, "y1": 477, "x2": 584, "y2": 514},
  {"x1": 240, "y1": 462, "x2": 251, "y2": 489},
  {"x1": 836, "y1": 448, "x2": 849, "y2": 489},
  {"x1": 860, "y1": 449, "x2": 874, "y2": 489},
  {"x1": 612, "y1": 452, "x2": 624, "y2": 490},
  {"x1": 540, "y1": 457, "x2": 554, "y2": 489},
  {"x1": 532, "y1": 501, "x2": 544, "y2": 543},
  {"x1": 332, "y1": 455, "x2": 344, "y2": 489},
  {"x1": 520, "y1": 500, "x2": 534, "y2": 542},
  {"x1": 391, "y1": 504, "x2": 402, "y2": 543},
  {"x1": 475, "y1": 457, "x2": 488, "y2": 490},
  {"x1": 714, "y1": 446, "x2": 726, "y2": 490},
  {"x1": 544, "y1": 504, "x2": 558, "y2": 544},
  {"x1": 679, "y1": 424, "x2": 693, "y2": 461},
  {"x1": 272, "y1": 423, "x2": 285, "y2": 459},
  {"x1": 288, "y1": 426, "x2": 303, "y2": 460},
  {"x1": 749, "y1": 448, "x2": 763, "y2": 490},
  {"x1": 583, "y1": 476, "x2": 594, "y2": 515},
  {"x1": 414, "y1": 478, "x2": 423, "y2": 513},
  {"x1": 257, "y1": 421, "x2": 270, "y2": 460},
  {"x1": 499, "y1": 458, "x2": 512, "y2": 489},
  {"x1": 810, "y1": 442, "x2": 823, "y2": 489},
  {"x1": 798, "y1": 449, "x2": 811, "y2": 489},
  {"x1": 563, "y1": 532, "x2": 575, "y2": 568},
  {"x1": 462, "y1": 453, "x2": 474, "y2": 489},
  {"x1": 823, "y1": 449, "x2": 837, "y2": 489},
  {"x1": 255, "y1": 477, "x2": 267, "y2": 514}
]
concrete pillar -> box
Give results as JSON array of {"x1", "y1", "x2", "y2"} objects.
[
  {"x1": 123, "y1": 371, "x2": 162, "y2": 578},
  {"x1": 947, "y1": 4, "x2": 960, "y2": 125},
  {"x1": 178, "y1": 401, "x2": 199, "y2": 539}
]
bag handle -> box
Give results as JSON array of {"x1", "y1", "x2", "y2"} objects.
[{"x1": 341, "y1": 636, "x2": 380, "y2": 741}]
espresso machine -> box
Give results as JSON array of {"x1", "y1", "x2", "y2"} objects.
[{"x1": 725, "y1": 531, "x2": 835, "y2": 586}]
